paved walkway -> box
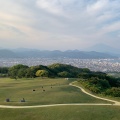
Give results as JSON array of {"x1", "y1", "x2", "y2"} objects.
[{"x1": 0, "y1": 81, "x2": 119, "y2": 109}]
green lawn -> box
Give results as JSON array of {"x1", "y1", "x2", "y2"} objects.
[
  {"x1": 0, "y1": 78, "x2": 111, "y2": 106},
  {"x1": 0, "y1": 106, "x2": 120, "y2": 120},
  {"x1": 0, "y1": 78, "x2": 119, "y2": 120}
]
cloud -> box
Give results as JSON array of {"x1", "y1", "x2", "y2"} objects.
[
  {"x1": 0, "y1": 0, "x2": 120, "y2": 49},
  {"x1": 36, "y1": 0, "x2": 64, "y2": 15},
  {"x1": 86, "y1": 0, "x2": 109, "y2": 15},
  {"x1": 36, "y1": 0, "x2": 83, "y2": 16}
]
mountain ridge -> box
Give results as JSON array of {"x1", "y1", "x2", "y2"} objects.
[
  {"x1": 0, "y1": 49, "x2": 117, "y2": 59},
  {"x1": 86, "y1": 43, "x2": 120, "y2": 55}
]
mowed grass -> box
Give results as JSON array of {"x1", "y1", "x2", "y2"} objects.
[
  {"x1": 0, "y1": 106, "x2": 120, "y2": 120},
  {"x1": 0, "y1": 78, "x2": 112, "y2": 106},
  {"x1": 0, "y1": 78, "x2": 119, "y2": 120}
]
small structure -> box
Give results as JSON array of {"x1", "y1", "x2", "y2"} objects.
[
  {"x1": 21, "y1": 98, "x2": 25, "y2": 102},
  {"x1": 6, "y1": 98, "x2": 10, "y2": 102}
]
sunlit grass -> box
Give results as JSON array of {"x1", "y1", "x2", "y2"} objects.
[
  {"x1": 0, "y1": 78, "x2": 111, "y2": 106},
  {"x1": 0, "y1": 106, "x2": 120, "y2": 120}
]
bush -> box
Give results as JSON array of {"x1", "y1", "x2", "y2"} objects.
[{"x1": 105, "y1": 87, "x2": 120, "y2": 97}]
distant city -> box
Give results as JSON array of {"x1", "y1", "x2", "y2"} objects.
[
  {"x1": 0, "y1": 58, "x2": 120, "y2": 72},
  {"x1": 0, "y1": 45, "x2": 120, "y2": 72}
]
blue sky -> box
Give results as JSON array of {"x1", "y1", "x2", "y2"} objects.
[{"x1": 0, "y1": 0, "x2": 120, "y2": 50}]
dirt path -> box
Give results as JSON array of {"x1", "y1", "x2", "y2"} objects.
[
  {"x1": 0, "y1": 103, "x2": 113, "y2": 109},
  {"x1": 70, "y1": 81, "x2": 120, "y2": 106},
  {"x1": 0, "y1": 81, "x2": 119, "y2": 109}
]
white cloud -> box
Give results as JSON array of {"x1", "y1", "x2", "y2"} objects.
[
  {"x1": 0, "y1": 0, "x2": 120, "y2": 49},
  {"x1": 36, "y1": 0, "x2": 63, "y2": 15},
  {"x1": 36, "y1": 0, "x2": 81, "y2": 16},
  {"x1": 86, "y1": 0, "x2": 109, "y2": 15}
]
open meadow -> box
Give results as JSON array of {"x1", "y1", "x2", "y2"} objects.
[
  {"x1": 0, "y1": 78, "x2": 119, "y2": 120},
  {"x1": 0, "y1": 78, "x2": 112, "y2": 106},
  {"x1": 0, "y1": 106, "x2": 120, "y2": 120}
]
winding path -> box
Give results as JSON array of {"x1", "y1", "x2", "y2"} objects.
[
  {"x1": 70, "y1": 82, "x2": 120, "y2": 106},
  {"x1": 0, "y1": 81, "x2": 119, "y2": 109}
]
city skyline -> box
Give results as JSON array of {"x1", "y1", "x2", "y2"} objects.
[{"x1": 0, "y1": 0, "x2": 120, "y2": 50}]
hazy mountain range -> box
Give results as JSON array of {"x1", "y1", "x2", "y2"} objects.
[
  {"x1": 0, "y1": 44, "x2": 119, "y2": 59},
  {"x1": 86, "y1": 44, "x2": 120, "y2": 55},
  {"x1": 0, "y1": 49, "x2": 117, "y2": 59}
]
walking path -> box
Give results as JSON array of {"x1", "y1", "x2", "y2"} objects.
[
  {"x1": 70, "y1": 82, "x2": 120, "y2": 106},
  {"x1": 0, "y1": 81, "x2": 119, "y2": 109},
  {"x1": 0, "y1": 103, "x2": 113, "y2": 109}
]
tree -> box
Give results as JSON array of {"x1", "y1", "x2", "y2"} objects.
[
  {"x1": 17, "y1": 68, "x2": 27, "y2": 78},
  {"x1": 25, "y1": 68, "x2": 35, "y2": 78},
  {"x1": 36, "y1": 70, "x2": 49, "y2": 77},
  {"x1": 57, "y1": 71, "x2": 71, "y2": 78},
  {"x1": 0, "y1": 67, "x2": 9, "y2": 74},
  {"x1": 105, "y1": 87, "x2": 120, "y2": 97},
  {"x1": 8, "y1": 64, "x2": 28, "y2": 79},
  {"x1": 0, "y1": 67, "x2": 9, "y2": 77}
]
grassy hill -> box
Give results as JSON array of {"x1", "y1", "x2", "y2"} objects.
[
  {"x1": 0, "y1": 78, "x2": 119, "y2": 120},
  {"x1": 0, "y1": 78, "x2": 111, "y2": 106}
]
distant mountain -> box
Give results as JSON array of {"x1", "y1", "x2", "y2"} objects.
[
  {"x1": 86, "y1": 44, "x2": 120, "y2": 55},
  {"x1": 0, "y1": 47, "x2": 3, "y2": 49},
  {"x1": 0, "y1": 49, "x2": 18, "y2": 58},
  {"x1": 0, "y1": 48, "x2": 117, "y2": 59},
  {"x1": 8, "y1": 50, "x2": 119, "y2": 58},
  {"x1": 11, "y1": 48, "x2": 40, "y2": 52}
]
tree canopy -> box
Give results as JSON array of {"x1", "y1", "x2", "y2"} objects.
[{"x1": 36, "y1": 70, "x2": 49, "y2": 77}]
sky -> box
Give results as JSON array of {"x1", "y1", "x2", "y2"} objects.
[{"x1": 0, "y1": 0, "x2": 120, "y2": 50}]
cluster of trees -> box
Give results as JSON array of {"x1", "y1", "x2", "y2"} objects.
[
  {"x1": 7, "y1": 63, "x2": 91, "y2": 79},
  {"x1": 79, "y1": 76, "x2": 120, "y2": 97},
  {"x1": 1, "y1": 64, "x2": 109, "y2": 80},
  {"x1": 8, "y1": 64, "x2": 53, "y2": 79},
  {"x1": 0, "y1": 67, "x2": 9, "y2": 77}
]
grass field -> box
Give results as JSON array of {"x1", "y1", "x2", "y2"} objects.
[
  {"x1": 0, "y1": 78, "x2": 119, "y2": 120},
  {"x1": 0, "y1": 78, "x2": 111, "y2": 106},
  {"x1": 0, "y1": 106, "x2": 120, "y2": 120}
]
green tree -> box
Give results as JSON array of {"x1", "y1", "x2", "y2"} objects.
[
  {"x1": 0, "y1": 67, "x2": 9, "y2": 74},
  {"x1": 25, "y1": 68, "x2": 35, "y2": 78},
  {"x1": 8, "y1": 64, "x2": 28, "y2": 79},
  {"x1": 17, "y1": 68, "x2": 27, "y2": 78},
  {"x1": 105, "y1": 87, "x2": 120, "y2": 97},
  {"x1": 36, "y1": 70, "x2": 49, "y2": 77},
  {"x1": 57, "y1": 71, "x2": 71, "y2": 78}
]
